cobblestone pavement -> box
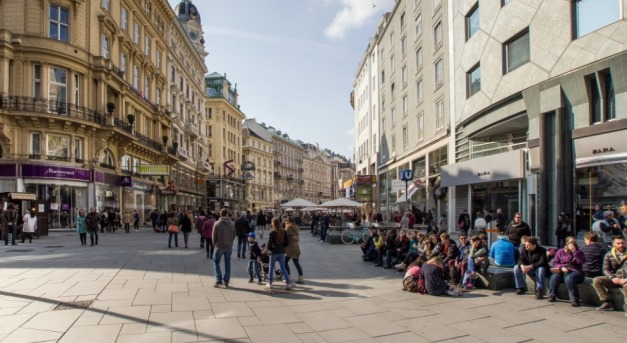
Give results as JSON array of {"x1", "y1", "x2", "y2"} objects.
[{"x1": 0, "y1": 228, "x2": 624, "y2": 343}]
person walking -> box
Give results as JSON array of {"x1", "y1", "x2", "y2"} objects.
[
  {"x1": 285, "y1": 216, "x2": 304, "y2": 285},
  {"x1": 2, "y1": 203, "x2": 18, "y2": 246},
  {"x1": 167, "y1": 211, "x2": 179, "y2": 248},
  {"x1": 21, "y1": 208, "x2": 38, "y2": 244},
  {"x1": 266, "y1": 217, "x2": 292, "y2": 290},
  {"x1": 256, "y1": 210, "x2": 267, "y2": 238},
  {"x1": 133, "y1": 210, "x2": 140, "y2": 231},
  {"x1": 180, "y1": 210, "x2": 193, "y2": 249},
  {"x1": 202, "y1": 214, "x2": 215, "y2": 258},
  {"x1": 196, "y1": 210, "x2": 207, "y2": 248},
  {"x1": 77, "y1": 209, "x2": 87, "y2": 246},
  {"x1": 319, "y1": 212, "x2": 330, "y2": 243},
  {"x1": 212, "y1": 208, "x2": 236, "y2": 287},
  {"x1": 122, "y1": 210, "x2": 131, "y2": 234},
  {"x1": 85, "y1": 207, "x2": 100, "y2": 246},
  {"x1": 235, "y1": 211, "x2": 251, "y2": 258},
  {"x1": 458, "y1": 209, "x2": 470, "y2": 237}
]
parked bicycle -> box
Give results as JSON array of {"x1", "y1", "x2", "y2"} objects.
[{"x1": 340, "y1": 223, "x2": 370, "y2": 244}]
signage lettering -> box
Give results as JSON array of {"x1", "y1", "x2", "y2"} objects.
[
  {"x1": 477, "y1": 171, "x2": 491, "y2": 176},
  {"x1": 592, "y1": 147, "x2": 615, "y2": 155},
  {"x1": 138, "y1": 165, "x2": 170, "y2": 176}
]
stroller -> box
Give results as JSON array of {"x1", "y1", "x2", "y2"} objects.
[{"x1": 259, "y1": 243, "x2": 283, "y2": 282}]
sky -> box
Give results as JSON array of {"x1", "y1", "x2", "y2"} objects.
[{"x1": 167, "y1": 0, "x2": 394, "y2": 160}]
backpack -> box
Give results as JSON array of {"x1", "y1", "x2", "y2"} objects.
[{"x1": 402, "y1": 276, "x2": 427, "y2": 294}]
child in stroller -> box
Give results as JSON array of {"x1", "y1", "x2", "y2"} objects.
[{"x1": 259, "y1": 243, "x2": 283, "y2": 282}]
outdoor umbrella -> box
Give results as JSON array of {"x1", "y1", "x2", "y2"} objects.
[
  {"x1": 319, "y1": 198, "x2": 363, "y2": 208},
  {"x1": 280, "y1": 198, "x2": 319, "y2": 208}
]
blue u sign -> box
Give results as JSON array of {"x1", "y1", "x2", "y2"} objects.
[{"x1": 400, "y1": 169, "x2": 414, "y2": 181}]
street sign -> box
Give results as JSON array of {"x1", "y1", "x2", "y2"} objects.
[
  {"x1": 400, "y1": 169, "x2": 414, "y2": 181},
  {"x1": 391, "y1": 179, "x2": 404, "y2": 191}
]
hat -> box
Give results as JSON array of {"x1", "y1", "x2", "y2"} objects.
[
  {"x1": 604, "y1": 211, "x2": 613, "y2": 217},
  {"x1": 248, "y1": 232, "x2": 256, "y2": 239}
]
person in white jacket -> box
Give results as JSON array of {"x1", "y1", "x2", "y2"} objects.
[{"x1": 21, "y1": 209, "x2": 38, "y2": 243}]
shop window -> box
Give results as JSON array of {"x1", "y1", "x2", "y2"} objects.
[
  {"x1": 49, "y1": 4, "x2": 69, "y2": 42},
  {"x1": 504, "y1": 29, "x2": 530, "y2": 74},
  {"x1": 429, "y1": 146, "x2": 447, "y2": 175},
  {"x1": 466, "y1": 3, "x2": 479, "y2": 41},
  {"x1": 573, "y1": 0, "x2": 619, "y2": 38}
]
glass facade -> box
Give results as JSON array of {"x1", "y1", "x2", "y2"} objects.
[
  {"x1": 575, "y1": 162, "x2": 627, "y2": 231},
  {"x1": 25, "y1": 184, "x2": 87, "y2": 229}
]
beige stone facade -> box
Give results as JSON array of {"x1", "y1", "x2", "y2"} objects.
[
  {"x1": 0, "y1": 0, "x2": 209, "y2": 228},
  {"x1": 242, "y1": 128, "x2": 274, "y2": 212},
  {"x1": 302, "y1": 144, "x2": 333, "y2": 205}
]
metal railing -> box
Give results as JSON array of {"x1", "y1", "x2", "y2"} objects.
[
  {"x1": 114, "y1": 118, "x2": 132, "y2": 133},
  {"x1": 133, "y1": 131, "x2": 162, "y2": 151},
  {"x1": 47, "y1": 155, "x2": 71, "y2": 162},
  {"x1": 0, "y1": 94, "x2": 106, "y2": 125},
  {"x1": 99, "y1": 163, "x2": 115, "y2": 170},
  {"x1": 177, "y1": 146, "x2": 188, "y2": 158}
]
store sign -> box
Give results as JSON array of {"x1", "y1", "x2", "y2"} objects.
[
  {"x1": 133, "y1": 181, "x2": 151, "y2": 191},
  {"x1": 242, "y1": 161, "x2": 256, "y2": 171},
  {"x1": 160, "y1": 189, "x2": 177, "y2": 196},
  {"x1": 391, "y1": 179, "x2": 404, "y2": 191},
  {"x1": 22, "y1": 165, "x2": 90, "y2": 181},
  {"x1": 138, "y1": 165, "x2": 170, "y2": 176},
  {"x1": 574, "y1": 129, "x2": 627, "y2": 166},
  {"x1": 120, "y1": 176, "x2": 132, "y2": 187},
  {"x1": 0, "y1": 165, "x2": 16, "y2": 177},
  {"x1": 440, "y1": 150, "x2": 524, "y2": 187}
]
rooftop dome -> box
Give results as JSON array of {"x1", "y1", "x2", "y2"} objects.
[{"x1": 173, "y1": 0, "x2": 201, "y2": 25}]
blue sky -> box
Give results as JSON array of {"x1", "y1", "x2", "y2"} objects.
[{"x1": 167, "y1": 0, "x2": 394, "y2": 159}]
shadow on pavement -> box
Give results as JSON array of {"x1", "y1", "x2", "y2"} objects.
[{"x1": 303, "y1": 279, "x2": 373, "y2": 290}]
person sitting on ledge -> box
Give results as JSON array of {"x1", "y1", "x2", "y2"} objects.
[
  {"x1": 514, "y1": 237, "x2": 548, "y2": 299},
  {"x1": 461, "y1": 236, "x2": 488, "y2": 289},
  {"x1": 489, "y1": 233, "x2": 516, "y2": 267},
  {"x1": 580, "y1": 231, "x2": 608, "y2": 278},
  {"x1": 592, "y1": 235, "x2": 627, "y2": 313},
  {"x1": 548, "y1": 240, "x2": 585, "y2": 306}
]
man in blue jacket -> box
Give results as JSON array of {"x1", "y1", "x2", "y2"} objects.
[{"x1": 490, "y1": 233, "x2": 516, "y2": 267}]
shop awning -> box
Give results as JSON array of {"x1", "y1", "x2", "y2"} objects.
[
  {"x1": 440, "y1": 150, "x2": 524, "y2": 187},
  {"x1": 0, "y1": 192, "x2": 37, "y2": 200}
]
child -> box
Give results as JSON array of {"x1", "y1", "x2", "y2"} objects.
[{"x1": 247, "y1": 232, "x2": 262, "y2": 284}]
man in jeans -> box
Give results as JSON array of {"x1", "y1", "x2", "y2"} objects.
[
  {"x1": 514, "y1": 237, "x2": 548, "y2": 299},
  {"x1": 212, "y1": 208, "x2": 236, "y2": 288},
  {"x1": 593, "y1": 236, "x2": 627, "y2": 313},
  {"x1": 85, "y1": 207, "x2": 100, "y2": 246},
  {"x1": 235, "y1": 211, "x2": 251, "y2": 258}
]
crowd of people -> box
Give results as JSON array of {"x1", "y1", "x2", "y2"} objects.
[{"x1": 360, "y1": 208, "x2": 627, "y2": 316}]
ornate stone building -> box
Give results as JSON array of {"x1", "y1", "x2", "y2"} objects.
[
  {"x1": 0, "y1": 0, "x2": 208, "y2": 229},
  {"x1": 302, "y1": 143, "x2": 332, "y2": 205},
  {"x1": 242, "y1": 126, "x2": 274, "y2": 213}
]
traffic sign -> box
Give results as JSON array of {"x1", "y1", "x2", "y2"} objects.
[{"x1": 400, "y1": 169, "x2": 414, "y2": 181}]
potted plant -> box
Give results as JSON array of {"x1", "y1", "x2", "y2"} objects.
[
  {"x1": 127, "y1": 114, "x2": 135, "y2": 125},
  {"x1": 106, "y1": 102, "x2": 115, "y2": 114},
  {"x1": 172, "y1": 141, "x2": 179, "y2": 150},
  {"x1": 162, "y1": 135, "x2": 169, "y2": 144}
]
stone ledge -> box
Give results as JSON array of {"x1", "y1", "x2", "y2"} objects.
[{"x1": 523, "y1": 276, "x2": 625, "y2": 310}]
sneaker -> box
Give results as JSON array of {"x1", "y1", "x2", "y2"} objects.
[
  {"x1": 214, "y1": 281, "x2": 223, "y2": 288},
  {"x1": 296, "y1": 276, "x2": 304, "y2": 284},
  {"x1": 548, "y1": 295, "x2": 556, "y2": 302},
  {"x1": 394, "y1": 262, "x2": 406, "y2": 270},
  {"x1": 224, "y1": 282, "x2": 229, "y2": 288},
  {"x1": 515, "y1": 288, "x2": 525, "y2": 295},
  {"x1": 535, "y1": 289, "x2": 544, "y2": 300},
  {"x1": 265, "y1": 283, "x2": 272, "y2": 290},
  {"x1": 596, "y1": 302, "x2": 615, "y2": 311},
  {"x1": 257, "y1": 281, "x2": 263, "y2": 285},
  {"x1": 284, "y1": 283, "x2": 293, "y2": 290}
]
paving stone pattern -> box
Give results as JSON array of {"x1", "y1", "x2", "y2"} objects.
[{"x1": 0, "y1": 229, "x2": 624, "y2": 342}]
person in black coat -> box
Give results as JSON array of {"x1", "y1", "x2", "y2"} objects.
[
  {"x1": 506, "y1": 212, "x2": 532, "y2": 247},
  {"x1": 580, "y1": 231, "x2": 608, "y2": 278},
  {"x1": 458, "y1": 209, "x2": 470, "y2": 237},
  {"x1": 555, "y1": 212, "x2": 574, "y2": 248},
  {"x1": 513, "y1": 237, "x2": 548, "y2": 298},
  {"x1": 235, "y1": 211, "x2": 251, "y2": 258}
]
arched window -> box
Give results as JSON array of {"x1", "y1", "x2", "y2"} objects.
[{"x1": 100, "y1": 150, "x2": 115, "y2": 168}]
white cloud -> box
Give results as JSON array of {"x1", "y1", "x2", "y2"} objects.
[{"x1": 324, "y1": 0, "x2": 392, "y2": 39}]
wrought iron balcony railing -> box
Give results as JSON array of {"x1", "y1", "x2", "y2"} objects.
[{"x1": 0, "y1": 94, "x2": 107, "y2": 125}]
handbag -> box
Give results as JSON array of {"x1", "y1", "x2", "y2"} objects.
[{"x1": 167, "y1": 225, "x2": 179, "y2": 233}]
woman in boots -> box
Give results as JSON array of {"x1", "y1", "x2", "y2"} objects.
[{"x1": 285, "y1": 216, "x2": 304, "y2": 285}]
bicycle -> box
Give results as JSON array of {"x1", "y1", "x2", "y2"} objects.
[{"x1": 340, "y1": 223, "x2": 370, "y2": 244}]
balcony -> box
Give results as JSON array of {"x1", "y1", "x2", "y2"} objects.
[
  {"x1": 185, "y1": 121, "x2": 199, "y2": 139},
  {"x1": 274, "y1": 160, "x2": 281, "y2": 166},
  {"x1": 114, "y1": 118, "x2": 132, "y2": 133},
  {"x1": 0, "y1": 94, "x2": 107, "y2": 125},
  {"x1": 298, "y1": 168, "x2": 304, "y2": 173},
  {"x1": 202, "y1": 161, "x2": 211, "y2": 171},
  {"x1": 99, "y1": 163, "x2": 115, "y2": 170},
  {"x1": 47, "y1": 155, "x2": 71, "y2": 162},
  {"x1": 274, "y1": 172, "x2": 281, "y2": 179},
  {"x1": 133, "y1": 131, "x2": 162, "y2": 151},
  {"x1": 177, "y1": 146, "x2": 188, "y2": 159},
  {"x1": 167, "y1": 146, "x2": 177, "y2": 155},
  {"x1": 286, "y1": 175, "x2": 294, "y2": 181}
]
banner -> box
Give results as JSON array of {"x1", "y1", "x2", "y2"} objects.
[{"x1": 138, "y1": 165, "x2": 170, "y2": 176}]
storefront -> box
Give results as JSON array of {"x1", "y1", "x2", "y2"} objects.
[
  {"x1": 21, "y1": 164, "x2": 90, "y2": 229},
  {"x1": 441, "y1": 150, "x2": 527, "y2": 232},
  {"x1": 94, "y1": 171, "x2": 125, "y2": 212},
  {"x1": 573, "y1": 128, "x2": 627, "y2": 231},
  {"x1": 124, "y1": 179, "x2": 154, "y2": 225},
  {"x1": 0, "y1": 164, "x2": 17, "y2": 193}
]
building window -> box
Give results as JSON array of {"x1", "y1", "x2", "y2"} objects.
[
  {"x1": 120, "y1": 52, "x2": 127, "y2": 72},
  {"x1": 435, "y1": 58, "x2": 443, "y2": 86},
  {"x1": 156, "y1": 87, "x2": 161, "y2": 105},
  {"x1": 74, "y1": 138, "x2": 83, "y2": 161},
  {"x1": 389, "y1": 31, "x2": 394, "y2": 46},
  {"x1": 434, "y1": 21, "x2": 442, "y2": 49},
  {"x1": 415, "y1": 14, "x2": 422, "y2": 37},
  {"x1": 101, "y1": 34, "x2": 109, "y2": 59},
  {"x1": 401, "y1": 35, "x2": 407, "y2": 56},
  {"x1": 417, "y1": 113, "x2": 424, "y2": 142},
  {"x1": 381, "y1": 70, "x2": 385, "y2": 83},
  {"x1": 400, "y1": 11, "x2": 406, "y2": 29},
  {"x1": 390, "y1": 55, "x2": 395, "y2": 73},
  {"x1": 391, "y1": 82, "x2": 396, "y2": 99},
  {"x1": 401, "y1": 65, "x2": 408, "y2": 85},
  {"x1": 402, "y1": 126, "x2": 408, "y2": 150},
  {"x1": 402, "y1": 95, "x2": 408, "y2": 116},
  {"x1": 467, "y1": 64, "x2": 481, "y2": 98},
  {"x1": 466, "y1": 3, "x2": 479, "y2": 40},
  {"x1": 73, "y1": 74, "x2": 80, "y2": 105},
  {"x1": 416, "y1": 47, "x2": 423, "y2": 69},
  {"x1": 121, "y1": 7, "x2": 128, "y2": 31},
  {"x1": 391, "y1": 134, "x2": 396, "y2": 154},
  {"x1": 573, "y1": 0, "x2": 620, "y2": 38},
  {"x1": 145, "y1": 36, "x2": 151, "y2": 57},
  {"x1": 49, "y1": 67, "x2": 67, "y2": 108},
  {"x1": 144, "y1": 76, "x2": 150, "y2": 100},
  {"x1": 31, "y1": 133, "x2": 41, "y2": 156},
  {"x1": 435, "y1": 98, "x2": 444, "y2": 131},
  {"x1": 589, "y1": 70, "x2": 616, "y2": 124},
  {"x1": 417, "y1": 79, "x2": 423, "y2": 102},
  {"x1": 134, "y1": 22, "x2": 140, "y2": 44},
  {"x1": 156, "y1": 50, "x2": 162, "y2": 68},
  {"x1": 47, "y1": 134, "x2": 69, "y2": 159},
  {"x1": 101, "y1": 0, "x2": 110, "y2": 11},
  {"x1": 504, "y1": 29, "x2": 530, "y2": 74},
  {"x1": 133, "y1": 65, "x2": 139, "y2": 89},
  {"x1": 145, "y1": 0, "x2": 152, "y2": 17},
  {"x1": 33, "y1": 65, "x2": 41, "y2": 99},
  {"x1": 391, "y1": 108, "x2": 396, "y2": 124},
  {"x1": 49, "y1": 4, "x2": 69, "y2": 42},
  {"x1": 603, "y1": 71, "x2": 616, "y2": 121}
]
